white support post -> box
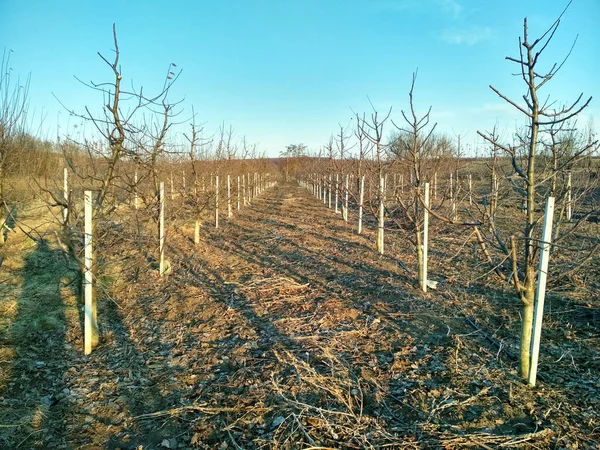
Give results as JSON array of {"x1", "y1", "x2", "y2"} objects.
[
  {"x1": 84, "y1": 191, "x2": 98, "y2": 355},
  {"x1": 335, "y1": 174, "x2": 339, "y2": 214},
  {"x1": 159, "y1": 182, "x2": 165, "y2": 277},
  {"x1": 434, "y1": 172, "x2": 437, "y2": 200},
  {"x1": 134, "y1": 171, "x2": 139, "y2": 210},
  {"x1": 450, "y1": 173, "x2": 456, "y2": 220},
  {"x1": 358, "y1": 175, "x2": 365, "y2": 234},
  {"x1": 254, "y1": 172, "x2": 258, "y2": 198},
  {"x1": 567, "y1": 172, "x2": 572, "y2": 221},
  {"x1": 422, "y1": 183, "x2": 430, "y2": 293},
  {"x1": 170, "y1": 173, "x2": 175, "y2": 201},
  {"x1": 328, "y1": 174, "x2": 332, "y2": 208},
  {"x1": 468, "y1": 174, "x2": 472, "y2": 206},
  {"x1": 182, "y1": 171, "x2": 186, "y2": 194},
  {"x1": 215, "y1": 175, "x2": 219, "y2": 228},
  {"x1": 377, "y1": 176, "x2": 385, "y2": 254},
  {"x1": 237, "y1": 175, "x2": 241, "y2": 210},
  {"x1": 343, "y1": 174, "x2": 349, "y2": 222},
  {"x1": 247, "y1": 173, "x2": 251, "y2": 204},
  {"x1": 63, "y1": 167, "x2": 68, "y2": 222},
  {"x1": 227, "y1": 174, "x2": 232, "y2": 218},
  {"x1": 243, "y1": 175, "x2": 247, "y2": 206},
  {"x1": 528, "y1": 196, "x2": 555, "y2": 387}
]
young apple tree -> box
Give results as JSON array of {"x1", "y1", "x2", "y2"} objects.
[{"x1": 477, "y1": 3, "x2": 595, "y2": 381}]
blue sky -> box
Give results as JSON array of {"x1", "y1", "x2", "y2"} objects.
[{"x1": 1, "y1": 0, "x2": 598, "y2": 157}]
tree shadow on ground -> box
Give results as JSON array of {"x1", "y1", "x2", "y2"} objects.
[{"x1": 0, "y1": 239, "x2": 71, "y2": 448}]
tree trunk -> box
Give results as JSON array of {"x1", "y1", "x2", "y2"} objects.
[
  {"x1": 194, "y1": 216, "x2": 201, "y2": 245},
  {"x1": 520, "y1": 281, "x2": 535, "y2": 379}
]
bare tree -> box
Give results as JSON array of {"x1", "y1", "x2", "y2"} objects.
[
  {"x1": 477, "y1": 2, "x2": 595, "y2": 380},
  {"x1": 0, "y1": 49, "x2": 30, "y2": 243}
]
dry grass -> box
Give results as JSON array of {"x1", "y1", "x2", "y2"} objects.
[{"x1": 0, "y1": 181, "x2": 598, "y2": 449}]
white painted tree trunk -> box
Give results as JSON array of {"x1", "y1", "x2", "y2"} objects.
[
  {"x1": 182, "y1": 171, "x2": 186, "y2": 193},
  {"x1": 528, "y1": 196, "x2": 555, "y2": 387},
  {"x1": 358, "y1": 175, "x2": 365, "y2": 235},
  {"x1": 159, "y1": 182, "x2": 165, "y2": 276},
  {"x1": 434, "y1": 172, "x2": 437, "y2": 200},
  {"x1": 84, "y1": 191, "x2": 98, "y2": 355},
  {"x1": 384, "y1": 174, "x2": 388, "y2": 202}
]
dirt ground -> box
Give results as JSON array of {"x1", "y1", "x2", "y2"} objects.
[{"x1": 0, "y1": 182, "x2": 598, "y2": 449}]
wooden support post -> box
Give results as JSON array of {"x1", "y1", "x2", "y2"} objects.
[
  {"x1": 528, "y1": 197, "x2": 555, "y2": 387},
  {"x1": 422, "y1": 183, "x2": 430, "y2": 293},
  {"x1": 159, "y1": 182, "x2": 165, "y2": 277},
  {"x1": 358, "y1": 175, "x2": 365, "y2": 235},
  {"x1": 84, "y1": 191, "x2": 98, "y2": 355},
  {"x1": 182, "y1": 171, "x2": 186, "y2": 194}
]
